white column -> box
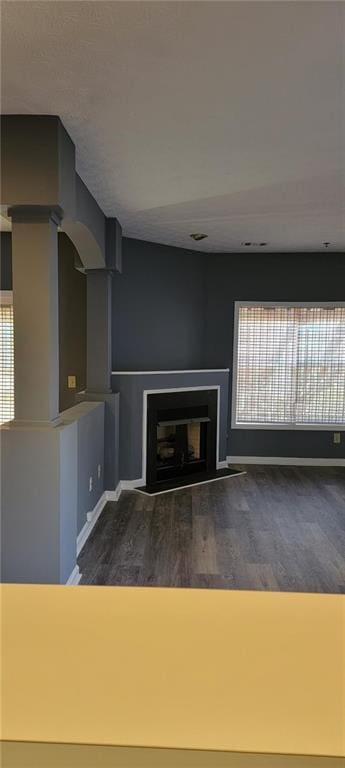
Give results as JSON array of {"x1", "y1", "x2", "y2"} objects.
[{"x1": 9, "y1": 206, "x2": 61, "y2": 423}]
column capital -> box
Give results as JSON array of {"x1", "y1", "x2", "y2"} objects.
[{"x1": 7, "y1": 205, "x2": 64, "y2": 225}]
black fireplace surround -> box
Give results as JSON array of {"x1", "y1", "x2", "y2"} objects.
[{"x1": 146, "y1": 389, "x2": 218, "y2": 492}]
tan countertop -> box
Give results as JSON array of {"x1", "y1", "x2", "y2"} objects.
[{"x1": 1, "y1": 585, "x2": 344, "y2": 759}]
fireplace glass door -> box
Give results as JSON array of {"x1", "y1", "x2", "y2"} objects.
[{"x1": 156, "y1": 415, "x2": 209, "y2": 481}]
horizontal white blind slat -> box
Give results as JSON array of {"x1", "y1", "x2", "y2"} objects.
[{"x1": 0, "y1": 301, "x2": 14, "y2": 424}]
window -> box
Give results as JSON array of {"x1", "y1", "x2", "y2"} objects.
[
  {"x1": 232, "y1": 303, "x2": 345, "y2": 429},
  {"x1": 0, "y1": 291, "x2": 14, "y2": 424}
]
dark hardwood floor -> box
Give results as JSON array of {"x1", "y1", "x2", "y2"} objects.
[{"x1": 78, "y1": 466, "x2": 345, "y2": 593}]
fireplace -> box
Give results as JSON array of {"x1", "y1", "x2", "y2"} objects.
[{"x1": 146, "y1": 389, "x2": 217, "y2": 492}]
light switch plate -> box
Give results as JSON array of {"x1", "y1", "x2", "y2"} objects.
[{"x1": 68, "y1": 375, "x2": 77, "y2": 389}]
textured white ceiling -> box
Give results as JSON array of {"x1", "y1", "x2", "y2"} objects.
[{"x1": 1, "y1": 1, "x2": 344, "y2": 252}]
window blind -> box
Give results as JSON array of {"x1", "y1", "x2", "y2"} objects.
[
  {"x1": 235, "y1": 305, "x2": 345, "y2": 427},
  {"x1": 0, "y1": 293, "x2": 14, "y2": 424}
]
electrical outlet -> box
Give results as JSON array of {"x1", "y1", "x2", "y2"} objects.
[
  {"x1": 333, "y1": 432, "x2": 341, "y2": 444},
  {"x1": 89, "y1": 476, "x2": 93, "y2": 492},
  {"x1": 97, "y1": 464, "x2": 101, "y2": 479},
  {"x1": 67, "y1": 375, "x2": 76, "y2": 389}
]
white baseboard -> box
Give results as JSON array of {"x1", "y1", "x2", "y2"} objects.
[
  {"x1": 119, "y1": 478, "x2": 145, "y2": 490},
  {"x1": 217, "y1": 460, "x2": 228, "y2": 469},
  {"x1": 86, "y1": 492, "x2": 108, "y2": 523},
  {"x1": 227, "y1": 455, "x2": 345, "y2": 467},
  {"x1": 77, "y1": 491, "x2": 108, "y2": 556},
  {"x1": 106, "y1": 479, "x2": 145, "y2": 500},
  {"x1": 105, "y1": 483, "x2": 122, "y2": 502},
  {"x1": 65, "y1": 565, "x2": 81, "y2": 585}
]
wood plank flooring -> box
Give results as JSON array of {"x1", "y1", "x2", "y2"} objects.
[{"x1": 78, "y1": 466, "x2": 345, "y2": 593}]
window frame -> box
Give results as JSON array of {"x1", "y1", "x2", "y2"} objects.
[{"x1": 231, "y1": 301, "x2": 345, "y2": 431}]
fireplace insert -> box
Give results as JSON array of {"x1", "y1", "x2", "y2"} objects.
[{"x1": 146, "y1": 389, "x2": 217, "y2": 491}]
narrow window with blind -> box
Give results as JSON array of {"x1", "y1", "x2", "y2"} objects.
[
  {"x1": 233, "y1": 303, "x2": 345, "y2": 429},
  {"x1": 0, "y1": 291, "x2": 14, "y2": 424}
]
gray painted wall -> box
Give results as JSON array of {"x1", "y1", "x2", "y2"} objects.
[
  {"x1": 77, "y1": 391, "x2": 120, "y2": 493},
  {"x1": 76, "y1": 402, "x2": 104, "y2": 533},
  {"x1": 59, "y1": 422, "x2": 78, "y2": 582},
  {"x1": 58, "y1": 234, "x2": 86, "y2": 412},
  {"x1": 112, "y1": 371, "x2": 229, "y2": 481},
  {"x1": 74, "y1": 174, "x2": 105, "y2": 261},
  {"x1": 202, "y1": 252, "x2": 345, "y2": 458},
  {"x1": 112, "y1": 238, "x2": 206, "y2": 371},
  {"x1": 112, "y1": 243, "x2": 344, "y2": 460},
  {"x1": 61, "y1": 402, "x2": 105, "y2": 534}
]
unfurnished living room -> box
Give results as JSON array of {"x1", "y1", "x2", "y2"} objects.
[
  {"x1": 1, "y1": 0, "x2": 344, "y2": 593},
  {"x1": 0, "y1": 3, "x2": 345, "y2": 764}
]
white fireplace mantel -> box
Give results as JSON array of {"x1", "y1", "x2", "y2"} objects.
[{"x1": 112, "y1": 369, "x2": 229, "y2": 375}]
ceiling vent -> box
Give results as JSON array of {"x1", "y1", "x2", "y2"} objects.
[{"x1": 241, "y1": 242, "x2": 267, "y2": 247}]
